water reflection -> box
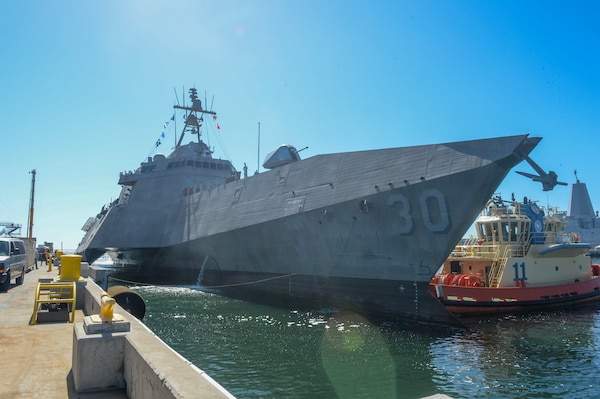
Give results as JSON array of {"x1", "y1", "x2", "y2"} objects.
[
  {"x1": 430, "y1": 310, "x2": 600, "y2": 398},
  {"x1": 137, "y1": 286, "x2": 600, "y2": 399}
]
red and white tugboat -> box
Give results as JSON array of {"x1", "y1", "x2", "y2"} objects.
[{"x1": 429, "y1": 195, "x2": 600, "y2": 316}]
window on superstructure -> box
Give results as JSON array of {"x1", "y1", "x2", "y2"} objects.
[
  {"x1": 203, "y1": 162, "x2": 209, "y2": 168},
  {"x1": 492, "y1": 222, "x2": 500, "y2": 242},
  {"x1": 521, "y1": 221, "x2": 531, "y2": 243},
  {"x1": 210, "y1": 163, "x2": 217, "y2": 169},
  {"x1": 482, "y1": 222, "x2": 500, "y2": 242},
  {"x1": 510, "y1": 222, "x2": 519, "y2": 242},
  {"x1": 478, "y1": 223, "x2": 493, "y2": 241},
  {"x1": 187, "y1": 160, "x2": 194, "y2": 167},
  {"x1": 500, "y1": 222, "x2": 509, "y2": 242}
]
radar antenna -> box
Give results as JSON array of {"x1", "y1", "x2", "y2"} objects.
[{"x1": 173, "y1": 88, "x2": 216, "y2": 147}]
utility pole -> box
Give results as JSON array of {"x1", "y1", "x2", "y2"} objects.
[{"x1": 28, "y1": 169, "x2": 36, "y2": 238}]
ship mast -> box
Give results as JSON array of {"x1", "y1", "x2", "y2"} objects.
[
  {"x1": 173, "y1": 88, "x2": 216, "y2": 148},
  {"x1": 28, "y1": 169, "x2": 36, "y2": 238}
]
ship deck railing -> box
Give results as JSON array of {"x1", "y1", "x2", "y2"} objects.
[{"x1": 449, "y1": 242, "x2": 529, "y2": 259}]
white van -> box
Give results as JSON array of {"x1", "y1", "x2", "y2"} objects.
[{"x1": 0, "y1": 238, "x2": 28, "y2": 291}]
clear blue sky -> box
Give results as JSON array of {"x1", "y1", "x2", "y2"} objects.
[{"x1": 1, "y1": 1, "x2": 599, "y2": 250}]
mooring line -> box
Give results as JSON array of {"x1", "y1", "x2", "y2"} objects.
[
  {"x1": 107, "y1": 276, "x2": 154, "y2": 286},
  {"x1": 108, "y1": 272, "x2": 298, "y2": 289},
  {"x1": 203, "y1": 273, "x2": 298, "y2": 289}
]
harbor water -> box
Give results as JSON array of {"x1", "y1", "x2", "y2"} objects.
[{"x1": 132, "y1": 284, "x2": 600, "y2": 398}]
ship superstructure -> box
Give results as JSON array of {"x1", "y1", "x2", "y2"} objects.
[{"x1": 564, "y1": 172, "x2": 600, "y2": 247}]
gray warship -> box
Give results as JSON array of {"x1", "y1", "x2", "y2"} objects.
[
  {"x1": 515, "y1": 160, "x2": 600, "y2": 248},
  {"x1": 563, "y1": 172, "x2": 600, "y2": 248},
  {"x1": 77, "y1": 88, "x2": 542, "y2": 324}
]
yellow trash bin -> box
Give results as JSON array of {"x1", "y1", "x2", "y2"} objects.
[{"x1": 58, "y1": 254, "x2": 83, "y2": 281}]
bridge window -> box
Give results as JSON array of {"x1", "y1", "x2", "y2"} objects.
[{"x1": 141, "y1": 165, "x2": 156, "y2": 173}]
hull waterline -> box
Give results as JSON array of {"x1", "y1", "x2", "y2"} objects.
[{"x1": 432, "y1": 278, "x2": 600, "y2": 316}]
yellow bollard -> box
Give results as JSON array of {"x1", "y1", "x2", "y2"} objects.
[
  {"x1": 46, "y1": 253, "x2": 52, "y2": 272},
  {"x1": 55, "y1": 250, "x2": 63, "y2": 271},
  {"x1": 100, "y1": 293, "x2": 116, "y2": 322},
  {"x1": 107, "y1": 286, "x2": 146, "y2": 320},
  {"x1": 87, "y1": 292, "x2": 127, "y2": 329},
  {"x1": 58, "y1": 254, "x2": 83, "y2": 281}
]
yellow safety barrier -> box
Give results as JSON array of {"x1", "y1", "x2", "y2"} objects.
[{"x1": 31, "y1": 281, "x2": 76, "y2": 325}]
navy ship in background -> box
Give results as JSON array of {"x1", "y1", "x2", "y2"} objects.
[
  {"x1": 77, "y1": 88, "x2": 544, "y2": 325},
  {"x1": 561, "y1": 171, "x2": 600, "y2": 251},
  {"x1": 517, "y1": 165, "x2": 600, "y2": 251}
]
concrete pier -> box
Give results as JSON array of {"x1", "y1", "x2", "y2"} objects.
[{"x1": 0, "y1": 264, "x2": 234, "y2": 398}]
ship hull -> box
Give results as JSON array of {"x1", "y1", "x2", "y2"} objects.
[
  {"x1": 430, "y1": 278, "x2": 600, "y2": 316},
  {"x1": 78, "y1": 134, "x2": 539, "y2": 324}
]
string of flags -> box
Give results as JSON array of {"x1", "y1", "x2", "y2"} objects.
[
  {"x1": 155, "y1": 114, "x2": 175, "y2": 148},
  {"x1": 213, "y1": 114, "x2": 220, "y2": 130}
]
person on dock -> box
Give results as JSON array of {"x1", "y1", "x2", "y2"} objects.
[{"x1": 37, "y1": 247, "x2": 47, "y2": 268}]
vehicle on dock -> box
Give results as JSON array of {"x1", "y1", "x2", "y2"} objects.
[
  {"x1": 429, "y1": 195, "x2": 600, "y2": 316},
  {"x1": 0, "y1": 237, "x2": 28, "y2": 291}
]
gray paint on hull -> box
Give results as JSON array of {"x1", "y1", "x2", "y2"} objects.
[{"x1": 78, "y1": 134, "x2": 540, "y2": 323}]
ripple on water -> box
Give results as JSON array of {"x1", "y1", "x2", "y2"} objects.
[{"x1": 138, "y1": 286, "x2": 600, "y2": 398}]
